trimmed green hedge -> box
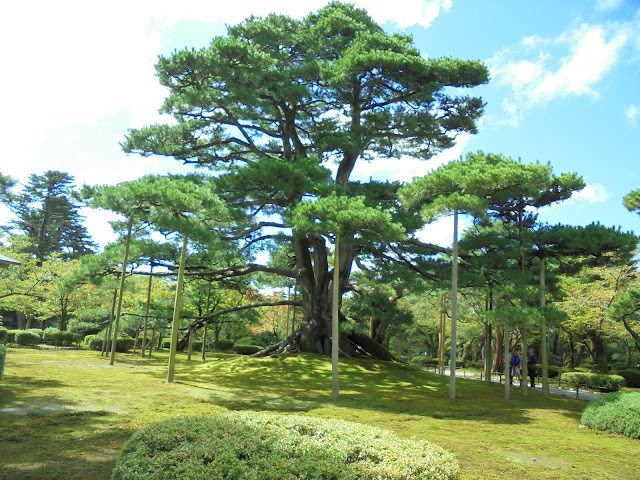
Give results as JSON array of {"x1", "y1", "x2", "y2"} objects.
[
  {"x1": 233, "y1": 344, "x2": 262, "y2": 355},
  {"x1": 16, "y1": 331, "x2": 41, "y2": 346},
  {"x1": 411, "y1": 356, "x2": 439, "y2": 367},
  {"x1": 560, "y1": 372, "x2": 625, "y2": 392},
  {"x1": 581, "y1": 391, "x2": 640, "y2": 439},
  {"x1": 614, "y1": 369, "x2": 640, "y2": 389},
  {"x1": 213, "y1": 339, "x2": 234, "y2": 352},
  {"x1": 85, "y1": 335, "x2": 103, "y2": 351},
  {"x1": 0, "y1": 345, "x2": 6, "y2": 382},
  {"x1": 0, "y1": 327, "x2": 7, "y2": 344},
  {"x1": 43, "y1": 328, "x2": 78, "y2": 346},
  {"x1": 112, "y1": 412, "x2": 459, "y2": 480}
]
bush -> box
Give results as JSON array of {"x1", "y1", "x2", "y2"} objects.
[
  {"x1": 161, "y1": 340, "x2": 171, "y2": 350},
  {"x1": 43, "y1": 328, "x2": 76, "y2": 346},
  {"x1": 0, "y1": 327, "x2": 7, "y2": 344},
  {"x1": 115, "y1": 336, "x2": 135, "y2": 353},
  {"x1": 0, "y1": 345, "x2": 6, "y2": 382},
  {"x1": 581, "y1": 391, "x2": 640, "y2": 439},
  {"x1": 85, "y1": 335, "x2": 104, "y2": 351},
  {"x1": 233, "y1": 344, "x2": 262, "y2": 355},
  {"x1": 213, "y1": 339, "x2": 234, "y2": 352},
  {"x1": 410, "y1": 356, "x2": 439, "y2": 367},
  {"x1": 614, "y1": 369, "x2": 640, "y2": 389},
  {"x1": 6, "y1": 330, "x2": 21, "y2": 343},
  {"x1": 544, "y1": 365, "x2": 570, "y2": 379},
  {"x1": 15, "y1": 331, "x2": 41, "y2": 346},
  {"x1": 560, "y1": 372, "x2": 625, "y2": 392},
  {"x1": 112, "y1": 412, "x2": 459, "y2": 480}
]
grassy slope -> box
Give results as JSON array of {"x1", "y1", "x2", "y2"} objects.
[{"x1": 0, "y1": 347, "x2": 638, "y2": 480}]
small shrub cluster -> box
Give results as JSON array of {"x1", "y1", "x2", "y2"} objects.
[
  {"x1": 613, "y1": 369, "x2": 640, "y2": 389},
  {"x1": 112, "y1": 412, "x2": 459, "y2": 480},
  {"x1": 213, "y1": 339, "x2": 234, "y2": 352},
  {"x1": 114, "y1": 336, "x2": 135, "y2": 353},
  {"x1": 43, "y1": 327, "x2": 78, "y2": 346},
  {"x1": 84, "y1": 335, "x2": 104, "y2": 351},
  {"x1": 0, "y1": 326, "x2": 7, "y2": 343},
  {"x1": 537, "y1": 365, "x2": 570, "y2": 379},
  {"x1": 560, "y1": 372, "x2": 625, "y2": 392},
  {"x1": 16, "y1": 330, "x2": 41, "y2": 346},
  {"x1": 411, "y1": 356, "x2": 439, "y2": 367},
  {"x1": 0, "y1": 345, "x2": 6, "y2": 382},
  {"x1": 581, "y1": 391, "x2": 640, "y2": 439},
  {"x1": 233, "y1": 344, "x2": 262, "y2": 355}
]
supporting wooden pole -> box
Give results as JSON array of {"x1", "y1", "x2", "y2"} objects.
[
  {"x1": 540, "y1": 256, "x2": 549, "y2": 396},
  {"x1": 331, "y1": 236, "x2": 340, "y2": 399},
  {"x1": 110, "y1": 215, "x2": 134, "y2": 366},
  {"x1": 167, "y1": 235, "x2": 188, "y2": 383},
  {"x1": 449, "y1": 210, "x2": 458, "y2": 399},
  {"x1": 141, "y1": 265, "x2": 153, "y2": 358}
]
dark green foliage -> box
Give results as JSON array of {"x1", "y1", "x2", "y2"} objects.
[
  {"x1": 213, "y1": 339, "x2": 234, "y2": 352},
  {"x1": 233, "y1": 344, "x2": 262, "y2": 355},
  {"x1": 581, "y1": 391, "x2": 640, "y2": 439},
  {"x1": 161, "y1": 340, "x2": 171, "y2": 350},
  {"x1": 411, "y1": 356, "x2": 439, "y2": 367},
  {"x1": 16, "y1": 331, "x2": 41, "y2": 346},
  {"x1": 111, "y1": 412, "x2": 459, "y2": 480},
  {"x1": 0, "y1": 345, "x2": 5, "y2": 381},
  {"x1": 84, "y1": 335, "x2": 103, "y2": 351},
  {"x1": 0, "y1": 326, "x2": 7, "y2": 343},
  {"x1": 43, "y1": 327, "x2": 77, "y2": 346},
  {"x1": 114, "y1": 336, "x2": 135, "y2": 353},
  {"x1": 614, "y1": 369, "x2": 640, "y2": 388},
  {"x1": 560, "y1": 372, "x2": 625, "y2": 392},
  {"x1": 544, "y1": 365, "x2": 570, "y2": 379},
  {"x1": 3, "y1": 171, "x2": 96, "y2": 261}
]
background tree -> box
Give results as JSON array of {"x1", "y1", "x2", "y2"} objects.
[{"x1": 2, "y1": 171, "x2": 96, "y2": 262}]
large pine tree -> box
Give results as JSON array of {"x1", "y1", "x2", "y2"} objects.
[{"x1": 3, "y1": 171, "x2": 96, "y2": 261}]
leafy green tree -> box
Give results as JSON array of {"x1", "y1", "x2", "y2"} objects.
[
  {"x1": 2, "y1": 171, "x2": 96, "y2": 262},
  {"x1": 122, "y1": 3, "x2": 488, "y2": 355}
]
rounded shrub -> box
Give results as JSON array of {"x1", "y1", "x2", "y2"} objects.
[
  {"x1": 112, "y1": 412, "x2": 459, "y2": 480},
  {"x1": 581, "y1": 391, "x2": 640, "y2": 439},
  {"x1": 44, "y1": 327, "x2": 63, "y2": 345},
  {"x1": 410, "y1": 356, "x2": 439, "y2": 367},
  {"x1": 233, "y1": 344, "x2": 262, "y2": 355},
  {"x1": 85, "y1": 335, "x2": 104, "y2": 351},
  {"x1": 0, "y1": 326, "x2": 8, "y2": 344},
  {"x1": 16, "y1": 331, "x2": 41, "y2": 346},
  {"x1": 213, "y1": 339, "x2": 234, "y2": 352},
  {"x1": 613, "y1": 369, "x2": 640, "y2": 389},
  {"x1": 115, "y1": 336, "x2": 135, "y2": 352}
]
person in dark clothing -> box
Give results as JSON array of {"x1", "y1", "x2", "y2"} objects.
[
  {"x1": 527, "y1": 348, "x2": 538, "y2": 388},
  {"x1": 510, "y1": 349, "x2": 521, "y2": 385}
]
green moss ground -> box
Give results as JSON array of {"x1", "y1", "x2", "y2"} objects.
[{"x1": 0, "y1": 347, "x2": 638, "y2": 479}]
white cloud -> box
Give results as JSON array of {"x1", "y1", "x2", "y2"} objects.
[
  {"x1": 415, "y1": 214, "x2": 469, "y2": 248},
  {"x1": 626, "y1": 104, "x2": 640, "y2": 125},
  {"x1": 562, "y1": 184, "x2": 611, "y2": 207},
  {"x1": 488, "y1": 23, "x2": 632, "y2": 126}
]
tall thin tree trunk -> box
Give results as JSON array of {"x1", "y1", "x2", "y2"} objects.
[
  {"x1": 167, "y1": 235, "x2": 188, "y2": 383},
  {"x1": 450, "y1": 210, "x2": 459, "y2": 399},
  {"x1": 187, "y1": 328, "x2": 194, "y2": 361},
  {"x1": 202, "y1": 280, "x2": 211, "y2": 361},
  {"x1": 110, "y1": 214, "x2": 134, "y2": 366},
  {"x1": 103, "y1": 288, "x2": 117, "y2": 356},
  {"x1": 439, "y1": 295, "x2": 446, "y2": 375},
  {"x1": 141, "y1": 265, "x2": 153, "y2": 358},
  {"x1": 504, "y1": 326, "x2": 510, "y2": 400},
  {"x1": 331, "y1": 236, "x2": 340, "y2": 399},
  {"x1": 540, "y1": 256, "x2": 549, "y2": 395}
]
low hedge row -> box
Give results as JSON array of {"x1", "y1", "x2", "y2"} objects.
[
  {"x1": 233, "y1": 344, "x2": 262, "y2": 355},
  {"x1": 410, "y1": 356, "x2": 439, "y2": 367},
  {"x1": 581, "y1": 391, "x2": 640, "y2": 439},
  {"x1": 0, "y1": 327, "x2": 7, "y2": 343},
  {"x1": 43, "y1": 328, "x2": 79, "y2": 346},
  {"x1": 16, "y1": 331, "x2": 41, "y2": 346},
  {"x1": 559, "y1": 372, "x2": 625, "y2": 392},
  {"x1": 84, "y1": 335, "x2": 134, "y2": 352},
  {"x1": 112, "y1": 412, "x2": 459, "y2": 480},
  {"x1": 0, "y1": 345, "x2": 6, "y2": 382},
  {"x1": 613, "y1": 369, "x2": 640, "y2": 389}
]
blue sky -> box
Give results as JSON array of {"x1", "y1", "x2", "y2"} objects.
[{"x1": 0, "y1": 0, "x2": 638, "y2": 249}]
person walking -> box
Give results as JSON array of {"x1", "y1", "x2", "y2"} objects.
[
  {"x1": 510, "y1": 349, "x2": 521, "y2": 385},
  {"x1": 527, "y1": 348, "x2": 538, "y2": 388}
]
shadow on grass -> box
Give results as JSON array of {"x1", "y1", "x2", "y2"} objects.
[
  {"x1": 162, "y1": 353, "x2": 584, "y2": 426},
  {"x1": 0, "y1": 410, "x2": 130, "y2": 480}
]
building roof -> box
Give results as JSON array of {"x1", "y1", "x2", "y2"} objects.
[{"x1": 0, "y1": 253, "x2": 21, "y2": 268}]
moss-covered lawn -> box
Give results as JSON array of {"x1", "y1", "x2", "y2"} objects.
[{"x1": 0, "y1": 347, "x2": 637, "y2": 479}]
